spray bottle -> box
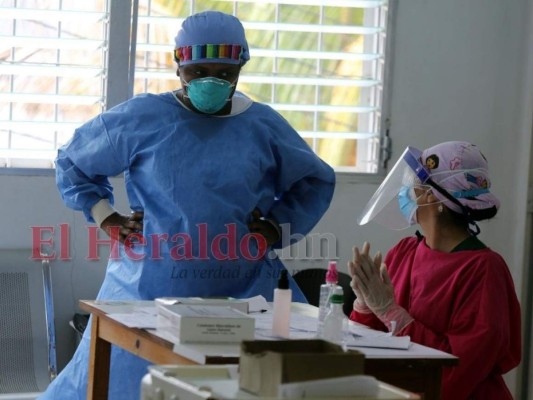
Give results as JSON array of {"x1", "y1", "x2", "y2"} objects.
[{"x1": 317, "y1": 261, "x2": 342, "y2": 337}]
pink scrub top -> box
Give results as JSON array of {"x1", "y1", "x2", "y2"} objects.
[{"x1": 350, "y1": 235, "x2": 521, "y2": 400}]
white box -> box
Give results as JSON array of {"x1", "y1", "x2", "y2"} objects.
[
  {"x1": 157, "y1": 304, "x2": 255, "y2": 344},
  {"x1": 141, "y1": 365, "x2": 420, "y2": 400}
]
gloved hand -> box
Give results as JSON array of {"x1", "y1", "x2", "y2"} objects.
[
  {"x1": 248, "y1": 208, "x2": 281, "y2": 246},
  {"x1": 101, "y1": 211, "x2": 144, "y2": 247},
  {"x1": 348, "y1": 242, "x2": 382, "y2": 314},
  {"x1": 351, "y1": 241, "x2": 413, "y2": 334}
]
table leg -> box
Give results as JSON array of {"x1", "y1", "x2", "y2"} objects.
[
  {"x1": 365, "y1": 360, "x2": 442, "y2": 400},
  {"x1": 422, "y1": 366, "x2": 443, "y2": 400},
  {"x1": 87, "y1": 315, "x2": 111, "y2": 400}
]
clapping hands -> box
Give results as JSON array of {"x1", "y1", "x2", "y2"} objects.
[{"x1": 348, "y1": 241, "x2": 394, "y2": 315}]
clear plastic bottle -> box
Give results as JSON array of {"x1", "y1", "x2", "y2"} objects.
[
  {"x1": 317, "y1": 261, "x2": 342, "y2": 336},
  {"x1": 272, "y1": 269, "x2": 292, "y2": 338},
  {"x1": 322, "y1": 288, "x2": 349, "y2": 347}
]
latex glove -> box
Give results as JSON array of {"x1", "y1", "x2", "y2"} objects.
[
  {"x1": 348, "y1": 242, "x2": 382, "y2": 314},
  {"x1": 352, "y1": 242, "x2": 413, "y2": 333},
  {"x1": 352, "y1": 245, "x2": 394, "y2": 313}
]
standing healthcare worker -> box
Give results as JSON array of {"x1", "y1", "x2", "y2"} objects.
[
  {"x1": 348, "y1": 141, "x2": 521, "y2": 400},
  {"x1": 40, "y1": 11, "x2": 335, "y2": 400}
]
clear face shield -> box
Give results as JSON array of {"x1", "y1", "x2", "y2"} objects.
[{"x1": 358, "y1": 147, "x2": 431, "y2": 230}]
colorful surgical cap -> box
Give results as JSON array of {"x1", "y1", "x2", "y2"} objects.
[
  {"x1": 421, "y1": 141, "x2": 500, "y2": 213},
  {"x1": 174, "y1": 11, "x2": 250, "y2": 66}
]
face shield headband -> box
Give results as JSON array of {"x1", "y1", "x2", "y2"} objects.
[
  {"x1": 424, "y1": 177, "x2": 481, "y2": 236},
  {"x1": 358, "y1": 146, "x2": 486, "y2": 236}
]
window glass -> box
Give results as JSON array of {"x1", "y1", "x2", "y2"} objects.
[
  {"x1": 1, "y1": 0, "x2": 390, "y2": 172},
  {"x1": 0, "y1": 0, "x2": 108, "y2": 167}
]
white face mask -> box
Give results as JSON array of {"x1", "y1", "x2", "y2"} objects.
[
  {"x1": 397, "y1": 186, "x2": 419, "y2": 226},
  {"x1": 397, "y1": 185, "x2": 434, "y2": 226}
]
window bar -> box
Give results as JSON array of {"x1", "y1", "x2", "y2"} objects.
[
  {"x1": 54, "y1": 1, "x2": 62, "y2": 155},
  {"x1": 7, "y1": 1, "x2": 17, "y2": 161},
  {"x1": 272, "y1": 3, "x2": 280, "y2": 105},
  {"x1": 368, "y1": 9, "x2": 379, "y2": 138},
  {"x1": 129, "y1": 0, "x2": 139, "y2": 98},
  {"x1": 357, "y1": 3, "x2": 386, "y2": 173},
  {"x1": 312, "y1": 5, "x2": 325, "y2": 153},
  {"x1": 368, "y1": 7, "x2": 381, "y2": 172},
  {"x1": 102, "y1": 0, "x2": 110, "y2": 110},
  {"x1": 378, "y1": 2, "x2": 394, "y2": 172},
  {"x1": 140, "y1": 0, "x2": 151, "y2": 94},
  {"x1": 106, "y1": 0, "x2": 134, "y2": 109}
]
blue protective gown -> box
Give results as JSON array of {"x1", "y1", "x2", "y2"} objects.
[{"x1": 40, "y1": 91, "x2": 335, "y2": 400}]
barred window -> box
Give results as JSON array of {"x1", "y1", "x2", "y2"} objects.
[
  {"x1": 1, "y1": 0, "x2": 392, "y2": 172},
  {"x1": 0, "y1": 0, "x2": 108, "y2": 168}
]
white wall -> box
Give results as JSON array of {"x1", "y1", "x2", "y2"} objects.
[
  {"x1": 0, "y1": 174, "x2": 127, "y2": 370},
  {"x1": 0, "y1": 0, "x2": 532, "y2": 397}
]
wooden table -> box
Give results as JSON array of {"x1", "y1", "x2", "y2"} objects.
[{"x1": 80, "y1": 300, "x2": 457, "y2": 400}]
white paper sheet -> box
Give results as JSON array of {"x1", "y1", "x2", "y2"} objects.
[
  {"x1": 245, "y1": 295, "x2": 270, "y2": 313},
  {"x1": 252, "y1": 311, "x2": 318, "y2": 340},
  {"x1": 108, "y1": 305, "x2": 158, "y2": 328},
  {"x1": 346, "y1": 335, "x2": 411, "y2": 350}
]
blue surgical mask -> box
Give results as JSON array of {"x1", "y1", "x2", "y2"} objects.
[
  {"x1": 398, "y1": 186, "x2": 418, "y2": 226},
  {"x1": 184, "y1": 77, "x2": 235, "y2": 114}
]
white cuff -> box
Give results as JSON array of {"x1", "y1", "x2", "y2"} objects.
[
  {"x1": 91, "y1": 199, "x2": 116, "y2": 227},
  {"x1": 353, "y1": 299, "x2": 372, "y2": 314},
  {"x1": 375, "y1": 304, "x2": 414, "y2": 335}
]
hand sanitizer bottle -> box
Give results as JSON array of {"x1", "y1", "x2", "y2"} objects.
[
  {"x1": 272, "y1": 269, "x2": 292, "y2": 338},
  {"x1": 322, "y1": 288, "x2": 349, "y2": 347},
  {"x1": 317, "y1": 261, "x2": 342, "y2": 336}
]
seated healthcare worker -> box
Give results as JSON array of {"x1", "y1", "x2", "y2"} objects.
[
  {"x1": 348, "y1": 141, "x2": 521, "y2": 400},
  {"x1": 40, "y1": 11, "x2": 335, "y2": 400}
]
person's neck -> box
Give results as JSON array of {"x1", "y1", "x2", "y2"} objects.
[{"x1": 421, "y1": 222, "x2": 471, "y2": 253}]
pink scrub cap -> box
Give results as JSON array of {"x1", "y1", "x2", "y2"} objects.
[
  {"x1": 420, "y1": 141, "x2": 500, "y2": 214},
  {"x1": 174, "y1": 11, "x2": 250, "y2": 66}
]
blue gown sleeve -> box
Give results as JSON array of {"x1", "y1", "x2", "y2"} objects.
[
  {"x1": 55, "y1": 114, "x2": 127, "y2": 222},
  {"x1": 264, "y1": 114, "x2": 336, "y2": 247}
]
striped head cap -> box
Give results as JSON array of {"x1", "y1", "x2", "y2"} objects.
[{"x1": 174, "y1": 11, "x2": 250, "y2": 66}]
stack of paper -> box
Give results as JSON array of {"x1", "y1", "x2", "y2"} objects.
[{"x1": 155, "y1": 297, "x2": 250, "y2": 314}]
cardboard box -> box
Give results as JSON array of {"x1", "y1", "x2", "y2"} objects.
[
  {"x1": 157, "y1": 304, "x2": 255, "y2": 344},
  {"x1": 155, "y1": 297, "x2": 249, "y2": 314},
  {"x1": 239, "y1": 339, "x2": 365, "y2": 397}
]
